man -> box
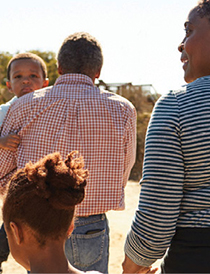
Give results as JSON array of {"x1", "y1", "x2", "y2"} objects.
[{"x1": 0, "y1": 32, "x2": 136, "y2": 273}]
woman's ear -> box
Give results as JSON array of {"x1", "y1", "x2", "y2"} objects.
[{"x1": 10, "y1": 222, "x2": 23, "y2": 244}]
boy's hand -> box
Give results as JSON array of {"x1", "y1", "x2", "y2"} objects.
[{"x1": 0, "y1": 134, "x2": 20, "y2": 151}]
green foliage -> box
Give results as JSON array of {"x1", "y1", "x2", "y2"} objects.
[
  {"x1": 30, "y1": 50, "x2": 59, "y2": 86},
  {"x1": 0, "y1": 52, "x2": 13, "y2": 104},
  {"x1": 115, "y1": 84, "x2": 161, "y2": 181},
  {"x1": 0, "y1": 52, "x2": 13, "y2": 86}
]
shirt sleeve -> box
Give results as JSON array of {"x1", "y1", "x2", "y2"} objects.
[
  {"x1": 0, "y1": 97, "x2": 18, "y2": 127},
  {"x1": 124, "y1": 91, "x2": 184, "y2": 267},
  {"x1": 0, "y1": 103, "x2": 8, "y2": 127},
  {"x1": 123, "y1": 104, "x2": 137, "y2": 187}
]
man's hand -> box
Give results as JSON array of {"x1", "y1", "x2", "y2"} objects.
[
  {"x1": 0, "y1": 134, "x2": 20, "y2": 151},
  {"x1": 122, "y1": 255, "x2": 158, "y2": 274}
]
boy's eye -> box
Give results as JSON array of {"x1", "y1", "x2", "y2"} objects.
[
  {"x1": 30, "y1": 74, "x2": 38, "y2": 78},
  {"x1": 14, "y1": 75, "x2": 21, "y2": 79}
]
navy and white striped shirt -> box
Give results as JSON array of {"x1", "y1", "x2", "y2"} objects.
[{"x1": 124, "y1": 76, "x2": 210, "y2": 267}]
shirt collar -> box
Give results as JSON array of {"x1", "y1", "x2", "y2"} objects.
[{"x1": 55, "y1": 73, "x2": 94, "y2": 87}]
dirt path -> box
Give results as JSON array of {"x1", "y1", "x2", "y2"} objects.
[{"x1": 0, "y1": 181, "x2": 162, "y2": 273}]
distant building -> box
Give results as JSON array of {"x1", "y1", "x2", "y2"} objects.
[{"x1": 96, "y1": 80, "x2": 160, "y2": 113}]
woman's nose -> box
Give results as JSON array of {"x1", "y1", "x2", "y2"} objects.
[
  {"x1": 178, "y1": 38, "x2": 186, "y2": 52},
  {"x1": 178, "y1": 42, "x2": 184, "y2": 52}
]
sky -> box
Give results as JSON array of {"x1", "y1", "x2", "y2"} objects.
[{"x1": 1, "y1": 0, "x2": 197, "y2": 94}]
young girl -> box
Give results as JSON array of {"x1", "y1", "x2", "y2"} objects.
[{"x1": 2, "y1": 150, "x2": 100, "y2": 274}]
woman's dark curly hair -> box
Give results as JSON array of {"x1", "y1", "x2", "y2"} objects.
[
  {"x1": 196, "y1": 0, "x2": 210, "y2": 19},
  {"x1": 2, "y1": 151, "x2": 88, "y2": 246}
]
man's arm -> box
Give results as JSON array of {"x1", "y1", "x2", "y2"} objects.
[
  {"x1": 0, "y1": 148, "x2": 17, "y2": 180},
  {"x1": 123, "y1": 105, "x2": 137, "y2": 186}
]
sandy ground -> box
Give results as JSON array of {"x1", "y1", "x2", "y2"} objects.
[{"x1": 0, "y1": 181, "x2": 162, "y2": 274}]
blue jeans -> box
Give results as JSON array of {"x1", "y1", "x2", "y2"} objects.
[{"x1": 65, "y1": 213, "x2": 109, "y2": 273}]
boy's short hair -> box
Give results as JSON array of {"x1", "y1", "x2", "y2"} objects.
[
  {"x1": 196, "y1": 0, "x2": 210, "y2": 19},
  {"x1": 7, "y1": 52, "x2": 47, "y2": 80},
  {"x1": 57, "y1": 32, "x2": 103, "y2": 79}
]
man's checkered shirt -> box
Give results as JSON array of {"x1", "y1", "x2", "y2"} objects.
[{"x1": 0, "y1": 74, "x2": 136, "y2": 216}]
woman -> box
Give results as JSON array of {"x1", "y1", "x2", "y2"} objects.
[
  {"x1": 123, "y1": 0, "x2": 210, "y2": 273},
  {"x1": 2, "y1": 151, "x2": 99, "y2": 273}
]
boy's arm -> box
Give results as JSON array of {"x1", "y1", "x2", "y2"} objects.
[{"x1": 0, "y1": 134, "x2": 20, "y2": 151}]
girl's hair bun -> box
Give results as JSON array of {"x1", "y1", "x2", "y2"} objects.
[{"x1": 24, "y1": 151, "x2": 88, "y2": 209}]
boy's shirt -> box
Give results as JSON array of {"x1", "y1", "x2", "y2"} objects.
[{"x1": 0, "y1": 97, "x2": 17, "y2": 127}]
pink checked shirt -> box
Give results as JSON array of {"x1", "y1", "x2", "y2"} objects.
[{"x1": 0, "y1": 74, "x2": 136, "y2": 216}]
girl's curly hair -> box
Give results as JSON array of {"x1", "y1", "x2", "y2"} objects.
[{"x1": 2, "y1": 151, "x2": 88, "y2": 246}]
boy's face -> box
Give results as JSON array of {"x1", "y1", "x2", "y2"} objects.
[
  {"x1": 6, "y1": 59, "x2": 49, "y2": 98},
  {"x1": 178, "y1": 8, "x2": 210, "y2": 83}
]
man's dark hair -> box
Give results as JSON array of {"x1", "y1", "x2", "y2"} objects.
[{"x1": 57, "y1": 32, "x2": 103, "y2": 79}]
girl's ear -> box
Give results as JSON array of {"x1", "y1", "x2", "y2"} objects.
[
  {"x1": 10, "y1": 222, "x2": 23, "y2": 244},
  {"x1": 67, "y1": 222, "x2": 74, "y2": 238}
]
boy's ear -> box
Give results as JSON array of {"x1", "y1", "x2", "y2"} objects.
[
  {"x1": 6, "y1": 81, "x2": 13, "y2": 93},
  {"x1": 42, "y1": 78, "x2": 49, "y2": 88},
  {"x1": 10, "y1": 222, "x2": 23, "y2": 245}
]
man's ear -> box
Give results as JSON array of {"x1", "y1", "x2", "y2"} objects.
[
  {"x1": 95, "y1": 67, "x2": 101, "y2": 79},
  {"x1": 57, "y1": 64, "x2": 63, "y2": 75},
  {"x1": 42, "y1": 78, "x2": 49, "y2": 88},
  {"x1": 10, "y1": 222, "x2": 23, "y2": 245},
  {"x1": 6, "y1": 81, "x2": 13, "y2": 93}
]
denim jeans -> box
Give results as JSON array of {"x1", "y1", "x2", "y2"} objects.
[
  {"x1": 0, "y1": 223, "x2": 9, "y2": 264},
  {"x1": 65, "y1": 213, "x2": 109, "y2": 273}
]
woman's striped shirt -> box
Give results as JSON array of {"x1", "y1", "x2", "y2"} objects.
[{"x1": 124, "y1": 76, "x2": 210, "y2": 267}]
